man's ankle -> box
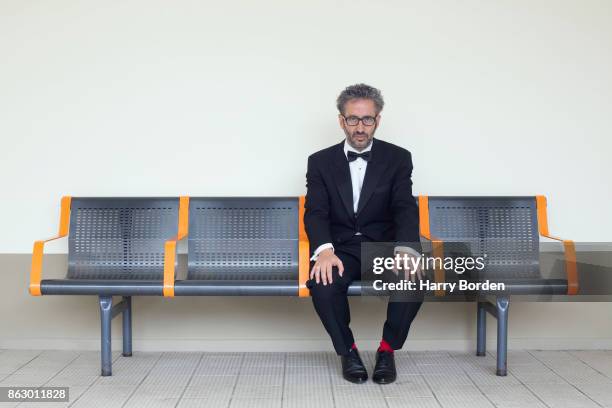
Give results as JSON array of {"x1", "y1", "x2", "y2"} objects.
[{"x1": 377, "y1": 339, "x2": 394, "y2": 353}]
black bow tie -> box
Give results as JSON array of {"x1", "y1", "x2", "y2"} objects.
[{"x1": 347, "y1": 150, "x2": 371, "y2": 162}]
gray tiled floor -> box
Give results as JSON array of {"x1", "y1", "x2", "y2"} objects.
[{"x1": 1, "y1": 349, "x2": 612, "y2": 407}]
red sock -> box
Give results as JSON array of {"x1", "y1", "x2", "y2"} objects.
[
  {"x1": 378, "y1": 339, "x2": 394, "y2": 353},
  {"x1": 351, "y1": 343, "x2": 358, "y2": 350}
]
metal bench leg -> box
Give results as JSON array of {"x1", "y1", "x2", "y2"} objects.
[
  {"x1": 99, "y1": 296, "x2": 113, "y2": 376},
  {"x1": 476, "y1": 301, "x2": 486, "y2": 356},
  {"x1": 122, "y1": 296, "x2": 132, "y2": 357},
  {"x1": 496, "y1": 296, "x2": 509, "y2": 376}
]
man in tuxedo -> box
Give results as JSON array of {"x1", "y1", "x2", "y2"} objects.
[{"x1": 304, "y1": 83, "x2": 423, "y2": 384}]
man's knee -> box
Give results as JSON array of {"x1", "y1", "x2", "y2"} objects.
[{"x1": 308, "y1": 267, "x2": 349, "y2": 299}]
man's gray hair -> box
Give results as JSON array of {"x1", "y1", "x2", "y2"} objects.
[{"x1": 336, "y1": 83, "x2": 384, "y2": 115}]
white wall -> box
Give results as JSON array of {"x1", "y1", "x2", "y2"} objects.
[
  {"x1": 1, "y1": 0, "x2": 611, "y2": 352},
  {"x1": 1, "y1": 0, "x2": 611, "y2": 253}
]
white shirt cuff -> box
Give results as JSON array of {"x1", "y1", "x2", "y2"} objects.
[{"x1": 311, "y1": 243, "x2": 334, "y2": 261}]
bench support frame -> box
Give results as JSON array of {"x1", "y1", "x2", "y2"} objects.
[
  {"x1": 476, "y1": 296, "x2": 509, "y2": 376},
  {"x1": 99, "y1": 296, "x2": 133, "y2": 376}
]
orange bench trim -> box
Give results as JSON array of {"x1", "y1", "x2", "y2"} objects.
[
  {"x1": 418, "y1": 195, "x2": 445, "y2": 296},
  {"x1": 163, "y1": 196, "x2": 190, "y2": 297},
  {"x1": 298, "y1": 196, "x2": 310, "y2": 297},
  {"x1": 30, "y1": 196, "x2": 72, "y2": 296},
  {"x1": 536, "y1": 195, "x2": 578, "y2": 295}
]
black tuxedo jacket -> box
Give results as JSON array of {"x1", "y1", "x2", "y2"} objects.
[{"x1": 304, "y1": 138, "x2": 421, "y2": 256}]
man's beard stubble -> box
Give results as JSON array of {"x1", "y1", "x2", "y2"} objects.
[{"x1": 345, "y1": 127, "x2": 376, "y2": 151}]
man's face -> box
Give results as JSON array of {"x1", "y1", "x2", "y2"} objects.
[{"x1": 339, "y1": 98, "x2": 380, "y2": 151}]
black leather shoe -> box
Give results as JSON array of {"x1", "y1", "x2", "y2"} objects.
[
  {"x1": 340, "y1": 349, "x2": 368, "y2": 384},
  {"x1": 372, "y1": 350, "x2": 397, "y2": 384}
]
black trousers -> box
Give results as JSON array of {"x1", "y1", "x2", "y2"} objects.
[{"x1": 308, "y1": 236, "x2": 423, "y2": 355}]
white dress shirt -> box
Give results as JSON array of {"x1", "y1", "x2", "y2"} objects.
[
  {"x1": 345, "y1": 140, "x2": 371, "y2": 214},
  {"x1": 311, "y1": 140, "x2": 420, "y2": 261}
]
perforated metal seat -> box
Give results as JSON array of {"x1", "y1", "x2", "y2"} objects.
[
  {"x1": 175, "y1": 197, "x2": 301, "y2": 295},
  {"x1": 39, "y1": 198, "x2": 180, "y2": 295},
  {"x1": 426, "y1": 196, "x2": 567, "y2": 294}
]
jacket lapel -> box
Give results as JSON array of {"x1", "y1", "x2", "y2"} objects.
[
  {"x1": 331, "y1": 142, "x2": 355, "y2": 218},
  {"x1": 356, "y1": 138, "x2": 387, "y2": 217}
]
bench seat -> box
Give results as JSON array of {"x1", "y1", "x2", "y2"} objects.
[
  {"x1": 40, "y1": 278, "x2": 570, "y2": 296},
  {"x1": 40, "y1": 279, "x2": 165, "y2": 296}
]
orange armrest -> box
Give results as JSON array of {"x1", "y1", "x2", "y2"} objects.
[
  {"x1": 163, "y1": 196, "x2": 190, "y2": 297},
  {"x1": 163, "y1": 234, "x2": 187, "y2": 297},
  {"x1": 298, "y1": 196, "x2": 311, "y2": 297},
  {"x1": 417, "y1": 195, "x2": 444, "y2": 294},
  {"x1": 541, "y1": 233, "x2": 578, "y2": 295},
  {"x1": 419, "y1": 233, "x2": 445, "y2": 255},
  {"x1": 30, "y1": 196, "x2": 72, "y2": 296},
  {"x1": 536, "y1": 196, "x2": 578, "y2": 295},
  {"x1": 298, "y1": 240, "x2": 310, "y2": 297},
  {"x1": 419, "y1": 234, "x2": 445, "y2": 296},
  {"x1": 30, "y1": 235, "x2": 67, "y2": 296}
]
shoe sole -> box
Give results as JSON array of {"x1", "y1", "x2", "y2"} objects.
[
  {"x1": 373, "y1": 377, "x2": 396, "y2": 384},
  {"x1": 343, "y1": 375, "x2": 368, "y2": 384}
]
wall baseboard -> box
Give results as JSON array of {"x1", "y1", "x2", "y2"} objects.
[{"x1": 2, "y1": 337, "x2": 611, "y2": 352}]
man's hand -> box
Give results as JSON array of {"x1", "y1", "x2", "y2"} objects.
[
  {"x1": 310, "y1": 248, "x2": 344, "y2": 286},
  {"x1": 392, "y1": 250, "x2": 424, "y2": 283}
]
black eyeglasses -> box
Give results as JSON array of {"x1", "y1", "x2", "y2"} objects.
[{"x1": 342, "y1": 115, "x2": 377, "y2": 127}]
